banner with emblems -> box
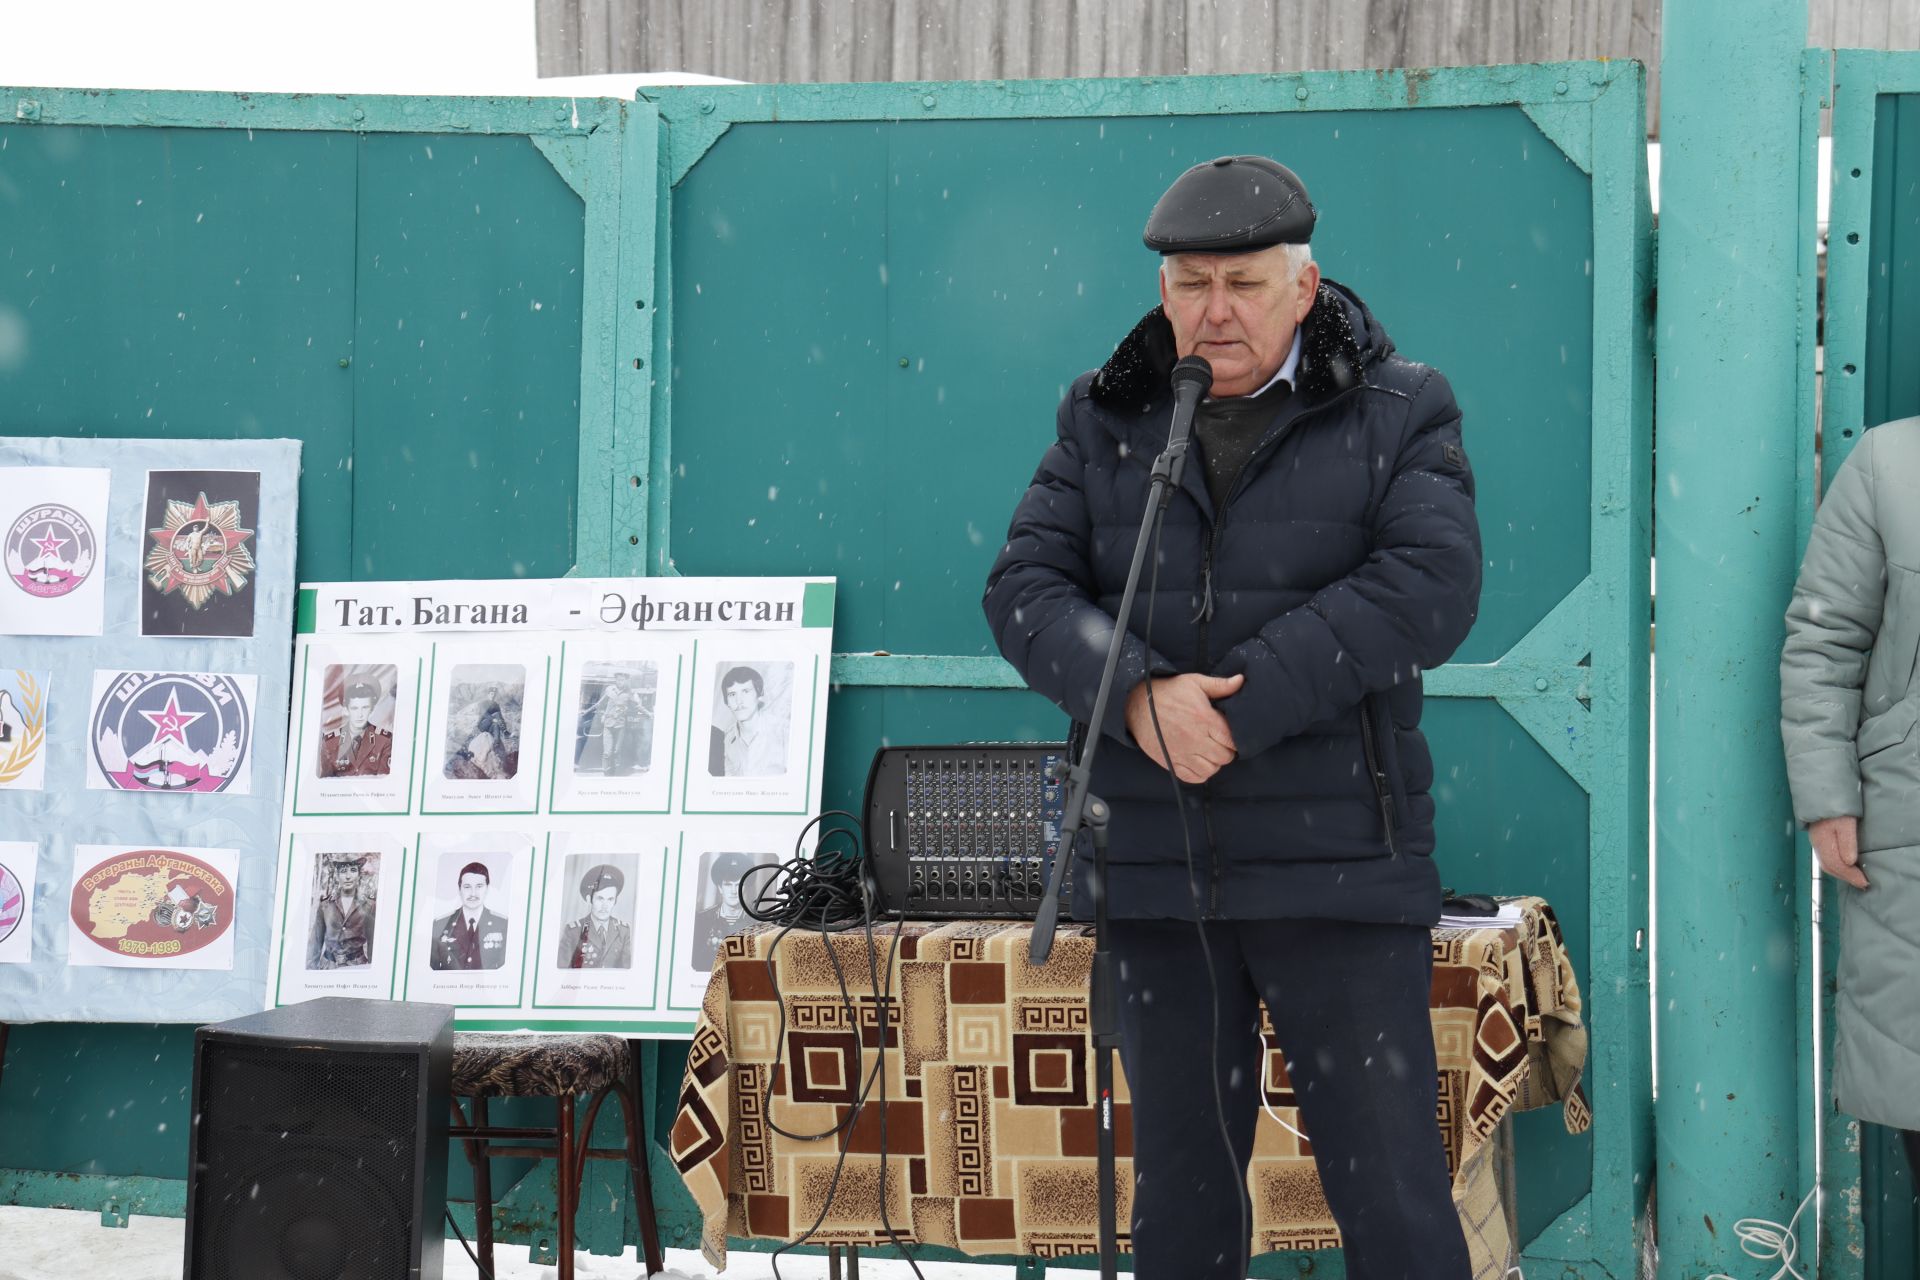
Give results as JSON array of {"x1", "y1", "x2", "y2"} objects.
[{"x1": 0, "y1": 437, "x2": 299, "y2": 1022}]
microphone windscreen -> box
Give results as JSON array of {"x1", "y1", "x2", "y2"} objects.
[{"x1": 1170, "y1": 355, "x2": 1214, "y2": 393}]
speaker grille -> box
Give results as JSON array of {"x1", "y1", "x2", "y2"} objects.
[{"x1": 190, "y1": 1044, "x2": 423, "y2": 1280}]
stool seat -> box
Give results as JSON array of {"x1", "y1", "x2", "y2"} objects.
[
  {"x1": 451, "y1": 1031, "x2": 630, "y2": 1098},
  {"x1": 447, "y1": 1032, "x2": 665, "y2": 1279}
]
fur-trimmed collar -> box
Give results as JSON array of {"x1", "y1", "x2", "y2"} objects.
[{"x1": 1089, "y1": 280, "x2": 1381, "y2": 411}]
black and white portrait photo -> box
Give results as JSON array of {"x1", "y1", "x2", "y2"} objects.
[
  {"x1": 305, "y1": 849, "x2": 380, "y2": 970},
  {"x1": 317, "y1": 663, "x2": 397, "y2": 779},
  {"x1": 572, "y1": 661, "x2": 656, "y2": 778},
  {"x1": 705, "y1": 661, "x2": 791, "y2": 779},
  {"x1": 688, "y1": 850, "x2": 779, "y2": 972},
  {"x1": 428, "y1": 854, "x2": 512, "y2": 971},
  {"x1": 552, "y1": 853, "x2": 638, "y2": 970},
  {"x1": 443, "y1": 664, "x2": 524, "y2": 782}
]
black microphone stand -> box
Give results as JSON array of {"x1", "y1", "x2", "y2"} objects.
[{"x1": 1027, "y1": 356, "x2": 1212, "y2": 1280}]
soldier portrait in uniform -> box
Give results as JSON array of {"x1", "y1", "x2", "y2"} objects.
[
  {"x1": 317, "y1": 664, "x2": 397, "y2": 779},
  {"x1": 688, "y1": 850, "x2": 778, "y2": 972},
  {"x1": 443, "y1": 665, "x2": 523, "y2": 782},
  {"x1": 554, "y1": 855, "x2": 636, "y2": 969},
  {"x1": 429, "y1": 858, "x2": 511, "y2": 970},
  {"x1": 572, "y1": 662, "x2": 656, "y2": 778},
  {"x1": 706, "y1": 662, "x2": 791, "y2": 779},
  {"x1": 306, "y1": 850, "x2": 379, "y2": 970}
]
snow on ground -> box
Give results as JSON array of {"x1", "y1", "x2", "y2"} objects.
[{"x1": 0, "y1": 1205, "x2": 1012, "y2": 1280}]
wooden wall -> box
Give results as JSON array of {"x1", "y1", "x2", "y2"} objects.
[{"x1": 535, "y1": 1, "x2": 1920, "y2": 135}]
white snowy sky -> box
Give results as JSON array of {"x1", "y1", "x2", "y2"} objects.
[{"x1": 0, "y1": 0, "x2": 541, "y2": 96}]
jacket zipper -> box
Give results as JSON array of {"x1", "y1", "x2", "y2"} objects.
[
  {"x1": 1186, "y1": 383, "x2": 1378, "y2": 896},
  {"x1": 1358, "y1": 703, "x2": 1400, "y2": 856}
]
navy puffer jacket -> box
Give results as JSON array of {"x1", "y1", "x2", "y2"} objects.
[{"x1": 983, "y1": 280, "x2": 1481, "y2": 924}]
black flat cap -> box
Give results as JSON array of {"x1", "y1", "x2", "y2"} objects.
[{"x1": 1143, "y1": 155, "x2": 1316, "y2": 254}]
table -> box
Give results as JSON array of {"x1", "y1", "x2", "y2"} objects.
[{"x1": 669, "y1": 898, "x2": 1589, "y2": 1278}]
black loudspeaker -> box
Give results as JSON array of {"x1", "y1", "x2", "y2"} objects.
[{"x1": 184, "y1": 997, "x2": 454, "y2": 1280}]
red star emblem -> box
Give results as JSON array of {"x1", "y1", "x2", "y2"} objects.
[
  {"x1": 144, "y1": 492, "x2": 257, "y2": 608},
  {"x1": 31, "y1": 526, "x2": 67, "y2": 559},
  {"x1": 138, "y1": 691, "x2": 204, "y2": 746}
]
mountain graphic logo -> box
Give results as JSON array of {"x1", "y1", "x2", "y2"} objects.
[
  {"x1": 91, "y1": 673, "x2": 251, "y2": 794},
  {"x1": 5, "y1": 503, "x2": 97, "y2": 599}
]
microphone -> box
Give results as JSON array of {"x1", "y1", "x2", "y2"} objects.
[{"x1": 1160, "y1": 355, "x2": 1213, "y2": 502}]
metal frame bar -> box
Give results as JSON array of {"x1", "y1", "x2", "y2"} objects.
[
  {"x1": 640, "y1": 61, "x2": 1654, "y2": 1280},
  {"x1": 0, "y1": 84, "x2": 634, "y2": 578}
]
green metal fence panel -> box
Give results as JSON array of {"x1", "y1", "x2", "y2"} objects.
[
  {"x1": 646, "y1": 62, "x2": 1653, "y2": 1278},
  {"x1": 0, "y1": 85, "x2": 636, "y2": 1243},
  {"x1": 0, "y1": 122, "x2": 359, "y2": 582},
  {"x1": 1822, "y1": 48, "x2": 1920, "y2": 1280}
]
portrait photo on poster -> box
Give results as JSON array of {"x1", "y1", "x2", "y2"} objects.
[
  {"x1": 140, "y1": 469, "x2": 260, "y2": 638},
  {"x1": 573, "y1": 661, "x2": 657, "y2": 780},
  {"x1": 551, "y1": 851, "x2": 639, "y2": 970},
  {"x1": 533, "y1": 835, "x2": 668, "y2": 1010},
  {"x1": 66, "y1": 844, "x2": 239, "y2": 971},
  {"x1": 0, "y1": 840, "x2": 39, "y2": 965},
  {"x1": 684, "y1": 847, "x2": 783, "y2": 977},
  {"x1": 86, "y1": 670, "x2": 255, "y2": 796},
  {"x1": 706, "y1": 661, "x2": 792, "y2": 780},
  {"x1": 318, "y1": 664, "x2": 398, "y2": 780},
  {"x1": 293, "y1": 651, "x2": 418, "y2": 814},
  {"x1": 306, "y1": 847, "x2": 383, "y2": 972},
  {"x1": 0, "y1": 466, "x2": 110, "y2": 637},
  {"x1": 682, "y1": 646, "x2": 816, "y2": 815},
  {"x1": 403, "y1": 835, "x2": 535, "y2": 1008},
  {"x1": 551, "y1": 644, "x2": 681, "y2": 814},
  {"x1": 444, "y1": 664, "x2": 525, "y2": 783},
  {"x1": 419, "y1": 651, "x2": 549, "y2": 815},
  {"x1": 0, "y1": 669, "x2": 51, "y2": 792}
]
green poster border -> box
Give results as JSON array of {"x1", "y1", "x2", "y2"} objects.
[
  {"x1": 530, "y1": 838, "x2": 671, "y2": 1012},
  {"x1": 400, "y1": 835, "x2": 536, "y2": 1010},
  {"x1": 418, "y1": 650, "x2": 554, "y2": 818},
  {"x1": 678, "y1": 649, "x2": 821, "y2": 817},
  {"x1": 290, "y1": 649, "x2": 423, "y2": 818}
]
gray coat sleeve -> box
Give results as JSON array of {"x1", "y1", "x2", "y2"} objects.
[{"x1": 1781, "y1": 430, "x2": 1886, "y2": 824}]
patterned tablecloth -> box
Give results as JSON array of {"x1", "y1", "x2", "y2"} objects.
[{"x1": 670, "y1": 898, "x2": 1589, "y2": 1278}]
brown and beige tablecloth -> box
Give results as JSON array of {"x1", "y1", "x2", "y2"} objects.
[{"x1": 670, "y1": 897, "x2": 1588, "y2": 1277}]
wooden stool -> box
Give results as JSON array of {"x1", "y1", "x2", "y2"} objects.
[{"x1": 448, "y1": 1032, "x2": 664, "y2": 1279}]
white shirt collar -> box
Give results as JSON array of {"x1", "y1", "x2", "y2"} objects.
[{"x1": 1250, "y1": 329, "x2": 1304, "y2": 398}]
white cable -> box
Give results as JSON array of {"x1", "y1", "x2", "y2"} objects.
[
  {"x1": 1251, "y1": 1025, "x2": 1312, "y2": 1143},
  {"x1": 1704, "y1": 1187, "x2": 1819, "y2": 1280}
]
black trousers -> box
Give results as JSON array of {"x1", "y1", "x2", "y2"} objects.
[
  {"x1": 1110, "y1": 916, "x2": 1472, "y2": 1280},
  {"x1": 1906, "y1": 1129, "x2": 1920, "y2": 1179}
]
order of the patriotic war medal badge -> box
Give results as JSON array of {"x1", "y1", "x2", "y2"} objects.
[
  {"x1": 92, "y1": 673, "x2": 252, "y2": 794},
  {"x1": 6, "y1": 503, "x2": 97, "y2": 599},
  {"x1": 141, "y1": 470, "x2": 260, "y2": 637}
]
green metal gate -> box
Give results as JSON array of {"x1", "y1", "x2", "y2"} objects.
[
  {"x1": 1817, "y1": 48, "x2": 1920, "y2": 1280},
  {"x1": 1, "y1": 65, "x2": 1656, "y2": 1273},
  {"x1": 0, "y1": 84, "x2": 645, "y2": 1252},
  {"x1": 642, "y1": 61, "x2": 1653, "y2": 1278}
]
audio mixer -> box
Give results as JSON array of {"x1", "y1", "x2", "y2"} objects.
[{"x1": 862, "y1": 743, "x2": 1072, "y2": 919}]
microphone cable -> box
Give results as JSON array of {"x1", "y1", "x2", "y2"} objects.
[
  {"x1": 739, "y1": 810, "x2": 924, "y2": 1280},
  {"x1": 1127, "y1": 503, "x2": 1252, "y2": 1273}
]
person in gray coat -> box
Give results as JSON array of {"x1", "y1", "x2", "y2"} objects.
[{"x1": 1781, "y1": 416, "x2": 1920, "y2": 1175}]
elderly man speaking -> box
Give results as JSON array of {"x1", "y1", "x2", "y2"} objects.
[{"x1": 984, "y1": 157, "x2": 1481, "y2": 1277}]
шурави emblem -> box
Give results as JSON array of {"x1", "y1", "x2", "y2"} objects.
[
  {"x1": 91, "y1": 672, "x2": 253, "y2": 795},
  {"x1": 5, "y1": 504, "x2": 97, "y2": 599}
]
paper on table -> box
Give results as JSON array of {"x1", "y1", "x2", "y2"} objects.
[{"x1": 1437, "y1": 903, "x2": 1525, "y2": 930}]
